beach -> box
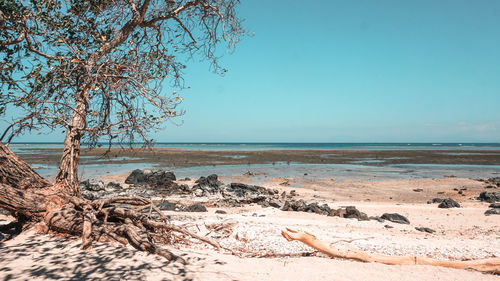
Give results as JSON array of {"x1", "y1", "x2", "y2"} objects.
[{"x1": 1, "y1": 145, "x2": 499, "y2": 280}]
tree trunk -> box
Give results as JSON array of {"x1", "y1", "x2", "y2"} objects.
[
  {"x1": 55, "y1": 85, "x2": 90, "y2": 196},
  {"x1": 0, "y1": 142, "x2": 50, "y2": 189}
]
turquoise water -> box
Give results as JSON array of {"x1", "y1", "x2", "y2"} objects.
[{"x1": 10, "y1": 142, "x2": 500, "y2": 151}]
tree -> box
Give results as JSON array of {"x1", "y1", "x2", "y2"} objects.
[
  {"x1": 0, "y1": 0, "x2": 243, "y2": 260},
  {"x1": 0, "y1": 0, "x2": 244, "y2": 192}
]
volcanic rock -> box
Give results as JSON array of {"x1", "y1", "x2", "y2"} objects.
[
  {"x1": 415, "y1": 227, "x2": 436, "y2": 233},
  {"x1": 478, "y1": 192, "x2": 500, "y2": 203},
  {"x1": 157, "y1": 200, "x2": 178, "y2": 211},
  {"x1": 484, "y1": 209, "x2": 500, "y2": 216},
  {"x1": 125, "y1": 169, "x2": 176, "y2": 187},
  {"x1": 381, "y1": 213, "x2": 410, "y2": 224},
  {"x1": 184, "y1": 203, "x2": 207, "y2": 212},
  {"x1": 489, "y1": 203, "x2": 500, "y2": 208},
  {"x1": 438, "y1": 198, "x2": 460, "y2": 208},
  {"x1": 80, "y1": 179, "x2": 105, "y2": 191}
]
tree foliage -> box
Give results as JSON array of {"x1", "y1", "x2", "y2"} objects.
[{"x1": 0, "y1": 0, "x2": 244, "y2": 146}]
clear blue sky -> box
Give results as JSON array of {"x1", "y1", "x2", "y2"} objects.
[{"x1": 7, "y1": 0, "x2": 500, "y2": 142}]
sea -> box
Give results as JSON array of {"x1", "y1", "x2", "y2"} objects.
[
  {"x1": 9, "y1": 142, "x2": 500, "y2": 151},
  {"x1": 8, "y1": 142, "x2": 500, "y2": 182}
]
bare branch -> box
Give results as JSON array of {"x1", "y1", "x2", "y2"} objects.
[{"x1": 0, "y1": 32, "x2": 25, "y2": 45}]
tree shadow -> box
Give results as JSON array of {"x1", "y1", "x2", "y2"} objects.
[{"x1": 0, "y1": 232, "x2": 199, "y2": 281}]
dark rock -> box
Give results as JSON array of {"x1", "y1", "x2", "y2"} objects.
[
  {"x1": 487, "y1": 177, "x2": 500, "y2": 185},
  {"x1": 258, "y1": 200, "x2": 270, "y2": 207},
  {"x1": 437, "y1": 191, "x2": 445, "y2": 194},
  {"x1": 184, "y1": 204, "x2": 207, "y2": 212},
  {"x1": 195, "y1": 174, "x2": 220, "y2": 188},
  {"x1": 438, "y1": 198, "x2": 460, "y2": 208},
  {"x1": 124, "y1": 169, "x2": 176, "y2": 188},
  {"x1": 478, "y1": 192, "x2": 500, "y2": 203},
  {"x1": 124, "y1": 169, "x2": 146, "y2": 184},
  {"x1": 80, "y1": 179, "x2": 105, "y2": 191},
  {"x1": 413, "y1": 188, "x2": 423, "y2": 192},
  {"x1": 281, "y1": 201, "x2": 291, "y2": 211},
  {"x1": 486, "y1": 185, "x2": 497, "y2": 189},
  {"x1": 215, "y1": 210, "x2": 227, "y2": 214},
  {"x1": 106, "y1": 182, "x2": 122, "y2": 191},
  {"x1": 268, "y1": 199, "x2": 284, "y2": 209},
  {"x1": 381, "y1": 213, "x2": 410, "y2": 224},
  {"x1": 431, "y1": 198, "x2": 444, "y2": 203},
  {"x1": 333, "y1": 208, "x2": 346, "y2": 217},
  {"x1": 225, "y1": 183, "x2": 270, "y2": 200},
  {"x1": 384, "y1": 225, "x2": 393, "y2": 229},
  {"x1": 343, "y1": 206, "x2": 368, "y2": 220},
  {"x1": 415, "y1": 227, "x2": 436, "y2": 233},
  {"x1": 191, "y1": 174, "x2": 225, "y2": 196},
  {"x1": 157, "y1": 200, "x2": 178, "y2": 211},
  {"x1": 484, "y1": 209, "x2": 500, "y2": 216},
  {"x1": 280, "y1": 181, "x2": 290, "y2": 186},
  {"x1": 229, "y1": 201, "x2": 241, "y2": 207},
  {"x1": 332, "y1": 206, "x2": 368, "y2": 220},
  {"x1": 289, "y1": 199, "x2": 306, "y2": 212},
  {"x1": 489, "y1": 203, "x2": 500, "y2": 208},
  {"x1": 281, "y1": 199, "x2": 335, "y2": 216},
  {"x1": 290, "y1": 190, "x2": 297, "y2": 196}
]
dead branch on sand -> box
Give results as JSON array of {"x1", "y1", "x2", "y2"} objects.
[{"x1": 281, "y1": 228, "x2": 500, "y2": 273}]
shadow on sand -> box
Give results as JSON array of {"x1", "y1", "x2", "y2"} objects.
[{"x1": 0, "y1": 231, "x2": 200, "y2": 281}]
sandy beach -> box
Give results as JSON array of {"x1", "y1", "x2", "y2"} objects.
[
  {"x1": 3, "y1": 0, "x2": 500, "y2": 279},
  {"x1": 1, "y1": 165, "x2": 499, "y2": 280}
]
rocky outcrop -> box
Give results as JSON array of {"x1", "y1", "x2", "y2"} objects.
[
  {"x1": 80, "y1": 171, "x2": 373, "y2": 221},
  {"x1": 125, "y1": 169, "x2": 177, "y2": 187}
]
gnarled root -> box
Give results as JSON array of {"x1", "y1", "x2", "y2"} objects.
[
  {"x1": 281, "y1": 228, "x2": 500, "y2": 273},
  {"x1": 42, "y1": 196, "x2": 221, "y2": 264}
]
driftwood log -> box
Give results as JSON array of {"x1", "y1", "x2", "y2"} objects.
[
  {"x1": 281, "y1": 228, "x2": 500, "y2": 273},
  {"x1": 0, "y1": 142, "x2": 219, "y2": 263}
]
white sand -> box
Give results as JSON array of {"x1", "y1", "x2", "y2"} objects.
[{"x1": 0, "y1": 177, "x2": 499, "y2": 280}]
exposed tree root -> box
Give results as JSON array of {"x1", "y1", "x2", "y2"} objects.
[
  {"x1": 0, "y1": 141, "x2": 221, "y2": 263},
  {"x1": 40, "y1": 195, "x2": 222, "y2": 264},
  {"x1": 282, "y1": 228, "x2": 500, "y2": 273}
]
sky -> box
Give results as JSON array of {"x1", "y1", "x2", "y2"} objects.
[{"x1": 6, "y1": 0, "x2": 500, "y2": 143}]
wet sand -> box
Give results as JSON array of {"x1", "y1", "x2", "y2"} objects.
[{"x1": 14, "y1": 147, "x2": 500, "y2": 168}]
